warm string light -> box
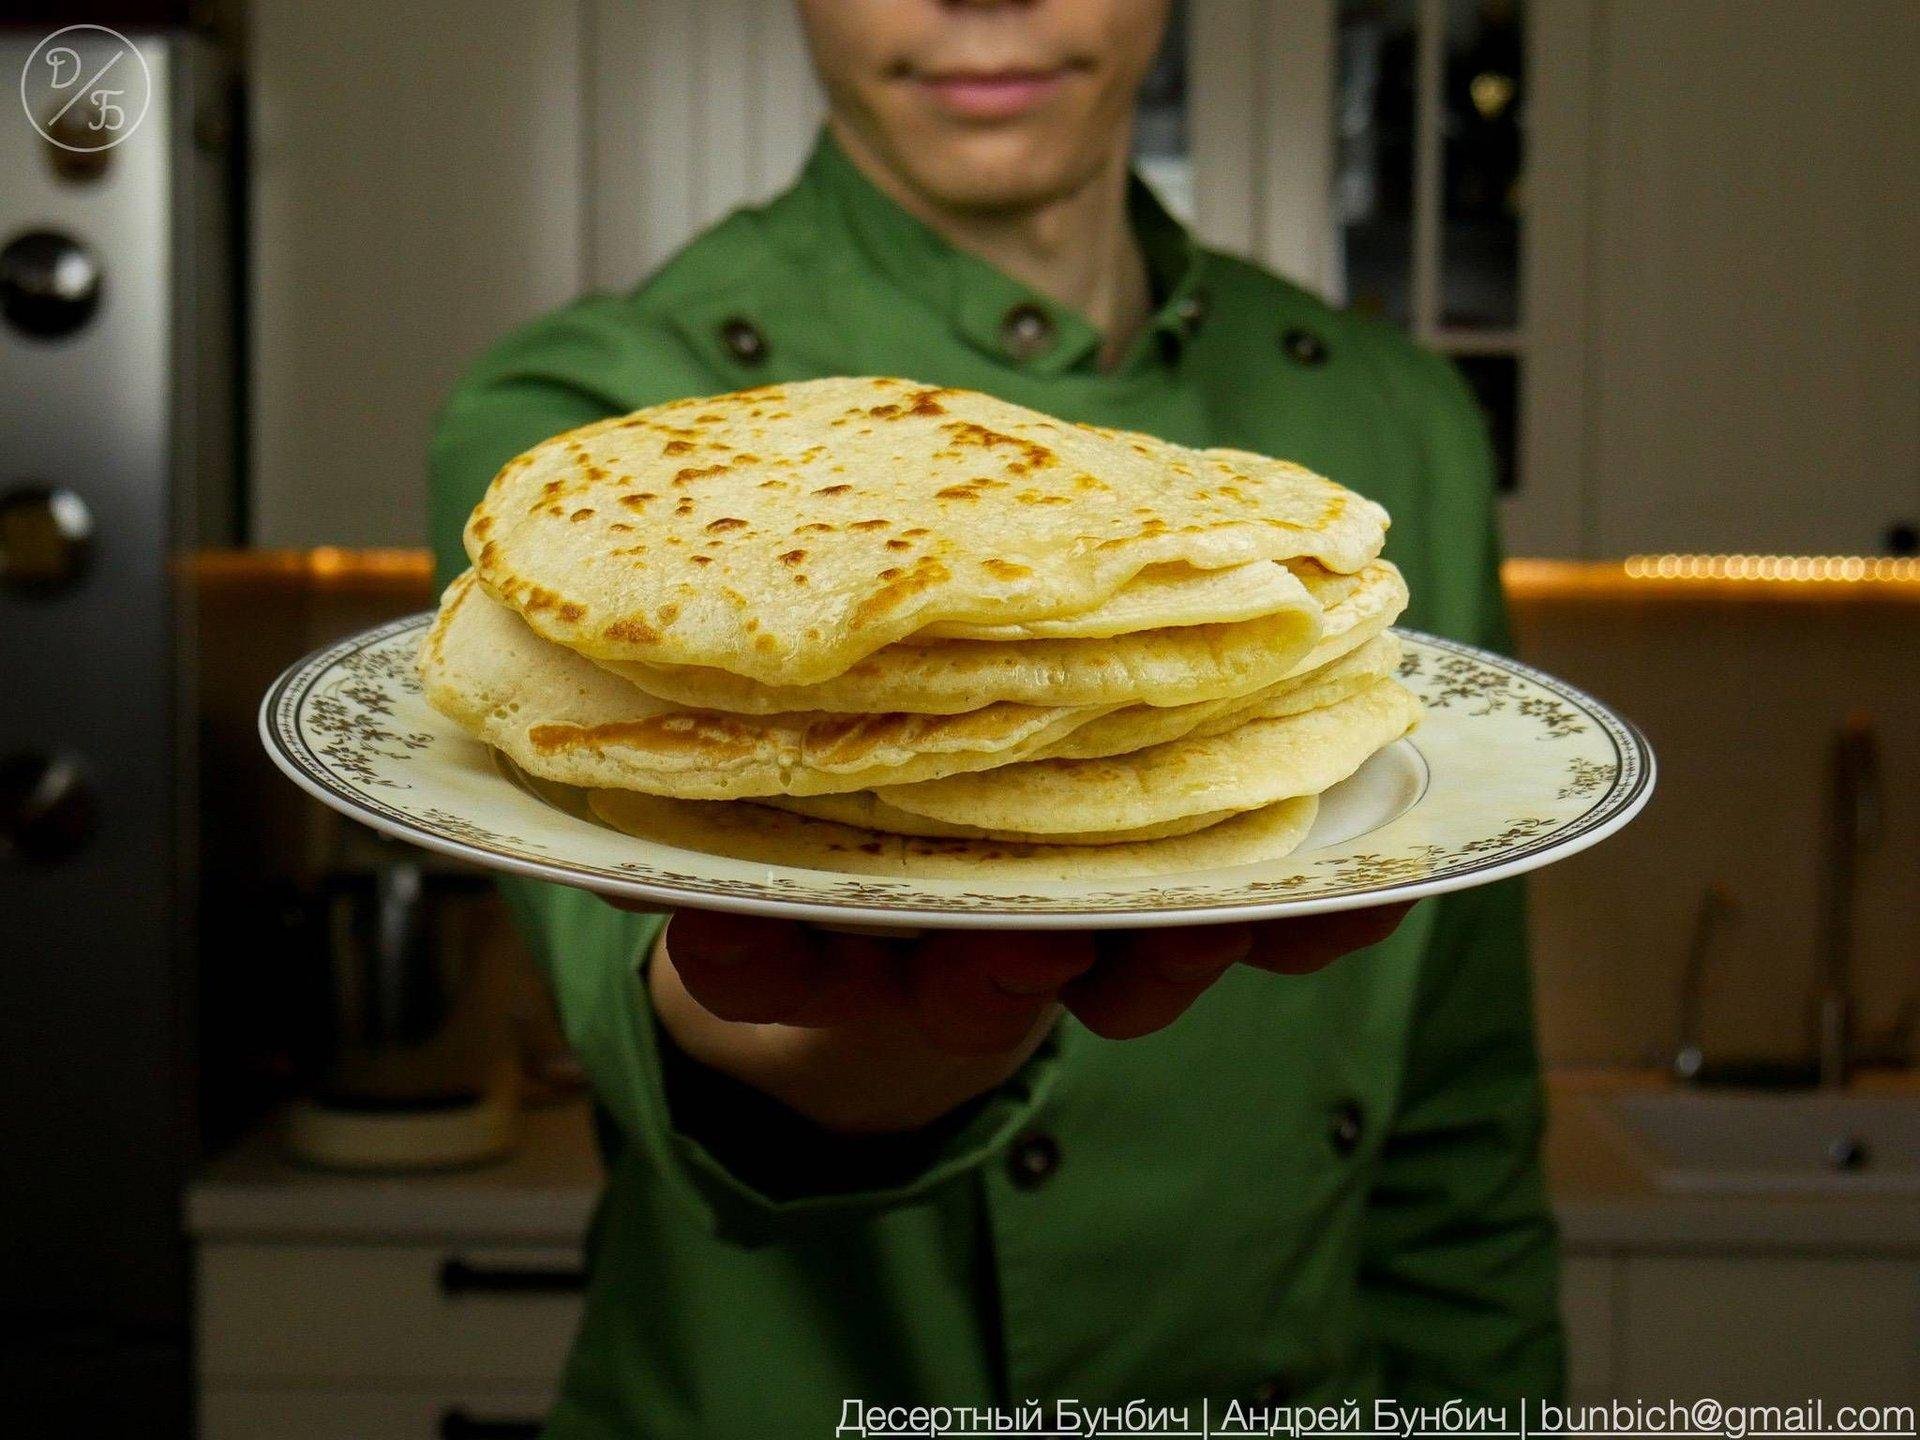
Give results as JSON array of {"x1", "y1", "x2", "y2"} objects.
[{"x1": 1622, "y1": 554, "x2": 1920, "y2": 583}]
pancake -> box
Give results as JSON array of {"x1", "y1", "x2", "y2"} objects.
[
  {"x1": 761, "y1": 791, "x2": 1243, "y2": 845},
  {"x1": 597, "y1": 605, "x2": 1323, "y2": 716},
  {"x1": 588, "y1": 788, "x2": 1321, "y2": 881},
  {"x1": 868, "y1": 678, "x2": 1422, "y2": 835},
  {"x1": 420, "y1": 572, "x2": 1114, "y2": 799},
  {"x1": 466, "y1": 377, "x2": 1386, "y2": 685}
]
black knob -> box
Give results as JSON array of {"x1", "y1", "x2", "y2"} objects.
[
  {"x1": 1, "y1": 230, "x2": 102, "y2": 338},
  {"x1": 0, "y1": 751, "x2": 97, "y2": 863},
  {"x1": 1884, "y1": 522, "x2": 1917, "y2": 557},
  {"x1": 438, "y1": 1410, "x2": 544, "y2": 1439},
  {"x1": 0, "y1": 486, "x2": 94, "y2": 595}
]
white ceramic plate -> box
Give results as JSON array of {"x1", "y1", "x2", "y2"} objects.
[{"x1": 260, "y1": 616, "x2": 1653, "y2": 929}]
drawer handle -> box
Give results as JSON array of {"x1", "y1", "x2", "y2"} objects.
[
  {"x1": 438, "y1": 1257, "x2": 585, "y2": 1297},
  {"x1": 438, "y1": 1408, "x2": 544, "y2": 1439}
]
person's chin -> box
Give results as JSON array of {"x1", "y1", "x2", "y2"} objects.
[{"x1": 899, "y1": 128, "x2": 1093, "y2": 212}]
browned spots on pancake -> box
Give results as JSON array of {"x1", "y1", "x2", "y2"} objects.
[
  {"x1": 813, "y1": 483, "x2": 853, "y2": 497},
  {"x1": 472, "y1": 515, "x2": 493, "y2": 538},
  {"x1": 850, "y1": 518, "x2": 889, "y2": 531},
  {"x1": 479, "y1": 541, "x2": 499, "y2": 567},
  {"x1": 936, "y1": 482, "x2": 983, "y2": 501},
  {"x1": 793, "y1": 574, "x2": 809, "y2": 585},
  {"x1": 705, "y1": 516, "x2": 748, "y2": 534},
  {"x1": 585, "y1": 464, "x2": 610, "y2": 482},
  {"x1": 658, "y1": 603, "x2": 680, "y2": 624},
  {"x1": 617, "y1": 492, "x2": 656, "y2": 512},
  {"x1": 558, "y1": 602, "x2": 585, "y2": 622},
  {"x1": 674, "y1": 498, "x2": 696, "y2": 516},
  {"x1": 940, "y1": 420, "x2": 1056, "y2": 472},
  {"x1": 1073, "y1": 473, "x2": 1110, "y2": 492},
  {"x1": 694, "y1": 412, "x2": 724, "y2": 424},
  {"x1": 754, "y1": 634, "x2": 777, "y2": 653},
  {"x1": 531, "y1": 713, "x2": 757, "y2": 762},
  {"x1": 689, "y1": 554, "x2": 713, "y2": 566},
  {"x1": 849, "y1": 554, "x2": 951, "y2": 630},
  {"x1": 1018, "y1": 489, "x2": 1071, "y2": 506},
  {"x1": 673, "y1": 464, "x2": 729, "y2": 486},
  {"x1": 569, "y1": 507, "x2": 595, "y2": 522},
  {"x1": 602, "y1": 617, "x2": 659, "y2": 643},
  {"x1": 722, "y1": 588, "x2": 749, "y2": 608},
  {"x1": 901, "y1": 527, "x2": 930, "y2": 538},
  {"x1": 983, "y1": 559, "x2": 1032, "y2": 581},
  {"x1": 608, "y1": 522, "x2": 633, "y2": 533},
  {"x1": 777, "y1": 548, "x2": 807, "y2": 566},
  {"x1": 662, "y1": 439, "x2": 694, "y2": 456},
  {"x1": 884, "y1": 538, "x2": 912, "y2": 552},
  {"x1": 539, "y1": 478, "x2": 564, "y2": 498},
  {"x1": 519, "y1": 583, "x2": 566, "y2": 613},
  {"x1": 864, "y1": 389, "x2": 947, "y2": 419},
  {"x1": 795, "y1": 521, "x2": 835, "y2": 534},
  {"x1": 758, "y1": 479, "x2": 790, "y2": 491}
]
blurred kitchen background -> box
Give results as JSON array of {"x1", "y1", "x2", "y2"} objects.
[{"x1": 1, "y1": 1, "x2": 1915, "y2": 1435}]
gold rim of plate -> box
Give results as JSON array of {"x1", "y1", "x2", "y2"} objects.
[{"x1": 259, "y1": 615, "x2": 1655, "y2": 929}]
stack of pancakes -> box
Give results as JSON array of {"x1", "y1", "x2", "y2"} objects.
[{"x1": 422, "y1": 378, "x2": 1418, "y2": 879}]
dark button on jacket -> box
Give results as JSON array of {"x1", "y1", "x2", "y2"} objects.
[
  {"x1": 1007, "y1": 1130, "x2": 1061, "y2": 1189},
  {"x1": 719, "y1": 315, "x2": 768, "y2": 365},
  {"x1": 999, "y1": 302, "x2": 1056, "y2": 361},
  {"x1": 1282, "y1": 325, "x2": 1330, "y2": 366}
]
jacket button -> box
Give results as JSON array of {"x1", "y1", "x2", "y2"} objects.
[
  {"x1": 999, "y1": 303, "x2": 1055, "y2": 361},
  {"x1": 1006, "y1": 1130, "x2": 1060, "y2": 1189},
  {"x1": 1173, "y1": 288, "x2": 1209, "y2": 337},
  {"x1": 1329, "y1": 1099, "x2": 1365, "y2": 1157},
  {"x1": 1281, "y1": 326, "x2": 1329, "y2": 366},
  {"x1": 718, "y1": 316, "x2": 768, "y2": 365}
]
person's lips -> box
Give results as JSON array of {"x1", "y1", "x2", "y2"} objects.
[{"x1": 913, "y1": 68, "x2": 1071, "y2": 121}]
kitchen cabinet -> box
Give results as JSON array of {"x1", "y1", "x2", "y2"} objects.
[
  {"x1": 196, "y1": 1242, "x2": 584, "y2": 1438},
  {"x1": 1524, "y1": 0, "x2": 1920, "y2": 557},
  {"x1": 1557, "y1": 1253, "x2": 1920, "y2": 1405}
]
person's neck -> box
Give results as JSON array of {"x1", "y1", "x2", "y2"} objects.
[{"x1": 831, "y1": 121, "x2": 1152, "y2": 370}]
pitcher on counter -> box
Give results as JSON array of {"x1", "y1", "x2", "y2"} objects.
[{"x1": 429, "y1": 1, "x2": 1560, "y2": 1432}]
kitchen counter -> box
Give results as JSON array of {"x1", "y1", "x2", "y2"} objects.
[{"x1": 187, "y1": 1072, "x2": 1920, "y2": 1254}]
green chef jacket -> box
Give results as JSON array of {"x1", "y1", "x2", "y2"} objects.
[{"x1": 429, "y1": 134, "x2": 1562, "y2": 1437}]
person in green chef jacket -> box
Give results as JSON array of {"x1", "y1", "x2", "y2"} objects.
[{"x1": 429, "y1": 2, "x2": 1561, "y2": 1433}]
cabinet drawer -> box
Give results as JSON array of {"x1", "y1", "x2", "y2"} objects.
[
  {"x1": 198, "y1": 1243, "x2": 584, "y2": 1384},
  {"x1": 202, "y1": 1386, "x2": 554, "y2": 1440}
]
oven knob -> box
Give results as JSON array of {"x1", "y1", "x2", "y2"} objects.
[
  {"x1": 0, "y1": 751, "x2": 97, "y2": 863},
  {"x1": 1, "y1": 231, "x2": 103, "y2": 338},
  {"x1": 0, "y1": 486, "x2": 94, "y2": 595}
]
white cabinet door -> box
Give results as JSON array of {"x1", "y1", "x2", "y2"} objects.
[
  {"x1": 1561, "y1": 1255, "x2": 1620, "y2": 1405},
  {"x1": 1537, "y1": 0, "x2": 1919, "y2": 557},
  {"x1": 1616, "y1": 1257, "x2": 1919, "y2": 1404},
  {"x1": 202, "y1": 1388, "x2": 554, "y2": 1440},
  {"x1": 198, "y1": 1243, "x2": 583, "y2": 1385}
]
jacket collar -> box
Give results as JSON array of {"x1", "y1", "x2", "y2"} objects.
[{"x1": 800, "y1": 131, "x2": 1208, "y2": 377}]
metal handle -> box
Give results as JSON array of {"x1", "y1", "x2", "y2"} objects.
[
  {"x1": 438, "y1": 1409, "x2": 544, "y2": 1439},
  {"x1": 437, "y1": 1257, "x2": 585, "y2": 1297}
]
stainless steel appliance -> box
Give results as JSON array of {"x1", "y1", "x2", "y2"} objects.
[{"x1": 0, "y1": 27, "x2": 233, "y2": 1434}]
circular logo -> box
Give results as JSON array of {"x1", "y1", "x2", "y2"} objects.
[{"x1": 20, "y1": 25, "x2": 152, "y2": 154}]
